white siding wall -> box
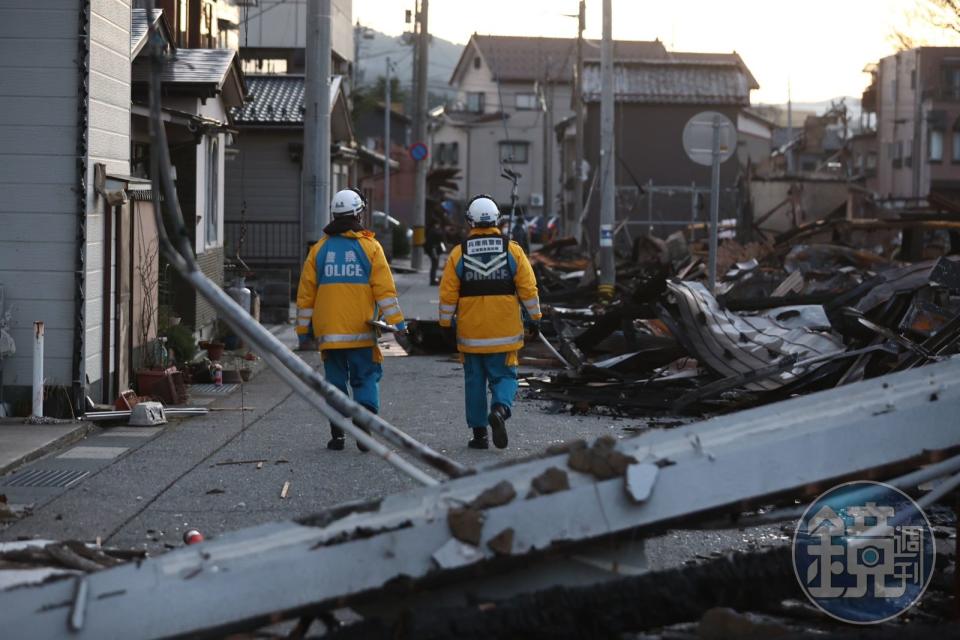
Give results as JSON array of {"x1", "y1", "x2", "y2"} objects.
[
  {"x1": 84, "y1": 0, "x2": 131, "y2": 388},
  {"x1": 0, "y1": 1, "x2": 81, "y2": 388}
]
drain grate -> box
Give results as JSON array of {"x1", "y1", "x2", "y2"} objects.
[
  {"x1": 189, "y1": 383, "x2": 238, "y2": 395},
  {"x1": 1, "y1": 468, "x2": 90, "y2": 488}
]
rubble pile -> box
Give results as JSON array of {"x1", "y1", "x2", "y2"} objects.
[{"x1": 525, "y1": 226, "x2": 960, "y2": 417}]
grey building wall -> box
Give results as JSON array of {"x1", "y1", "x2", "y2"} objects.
[
  {"x1": 240, "y1": 0, "x2": 353, "y2": 62},
  {"x1": 224, "y1": 129, "x2": 304, "y2": 269},
  {"x1": 0, "y1": 1, "x2": 84, "y2": 393},
  {"x1": 584, "y1": 102, "x2": 743, "y2": 239},
  {"x1": 225, "y1": 130, "x2": 302, "y2": 224}
]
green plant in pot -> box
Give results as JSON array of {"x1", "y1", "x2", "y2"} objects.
[{"x1": 162, "y1": 324, "x2": 197, "y2": 367}]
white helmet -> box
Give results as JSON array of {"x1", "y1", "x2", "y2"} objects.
[
  {"x1": 465, "y1": 194, "x2": 500, "y2": 227},
  {"x1": 331, "y1": 188, "x2": 365, "y2": 218}
]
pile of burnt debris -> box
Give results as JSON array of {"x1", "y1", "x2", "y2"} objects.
[{"x1": 522, "y1": 217, "x2": 960, "y2": 417}]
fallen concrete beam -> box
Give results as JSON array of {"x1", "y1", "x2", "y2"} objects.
[{"x1": 3, "y1": 356, "x2": 959, "y2": 639}]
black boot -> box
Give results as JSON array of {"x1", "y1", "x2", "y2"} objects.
[
  {"x1": 355, "y1": 406, "x2": 375, "y2": 453},
  {"x1": 467, "y1": 427, "x2": 489, "y2": 449},
  {"x1": 488, "y1": 404, "x2": 509, "y2": 449},
  {"x1": 327, "y1": 425, "x2": 345, "y2": 451}
]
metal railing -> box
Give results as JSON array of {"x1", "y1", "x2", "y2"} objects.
[{"x1": 225, "y1": 220, "x2": 300, "y2": 262}]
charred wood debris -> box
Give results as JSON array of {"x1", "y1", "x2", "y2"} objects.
[{"x1": 487, "y1": 219, "x2": 960, "y2": 423}]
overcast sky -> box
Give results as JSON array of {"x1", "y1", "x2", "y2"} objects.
[{"x1": 353, "y1": 0, "x2": 960, "y2": 104}]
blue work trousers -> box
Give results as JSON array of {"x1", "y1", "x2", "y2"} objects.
[
  {"x1": 323, "y1": 347, "x2": 382, "y2": 436},
  {"x1": 463, "y1": 352, "x2": 518, "y2": 429}
]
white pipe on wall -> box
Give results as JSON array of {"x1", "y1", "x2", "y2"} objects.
[{"x1": 32, "y1": 321, "x2": 44, "y2": 418}]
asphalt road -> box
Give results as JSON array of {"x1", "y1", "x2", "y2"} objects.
[{"x1": 0, "y1": 272, "x2": 786, "y2": 565}]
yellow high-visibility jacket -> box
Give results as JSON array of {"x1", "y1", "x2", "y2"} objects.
[
  {"x1": 296, "y1": 230, "x2": 404, "y2": 359},
  {"x1": 438, "y1": 227, "x2": 541, "y2": 355}
]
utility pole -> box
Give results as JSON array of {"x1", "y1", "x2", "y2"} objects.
[
  {"x1": 597, "y1": 0, "x2": 615, "y2": 299},
  {"x1": 707, "y1": 115, "x2": 721, "y2": 292},
  {"x1": 384, "y1": 56, "x2": 392, "y2": 217},
  {"x1": 572, "y1": 0, "x2": 585, "y2": 240},
  {"x1": 786, "y1": 78, "x2": 794, "y2": 174},
  {"x1": 303, "y1": 0, "x2": 332, "y2": 245},
  {"x1": 411, "y1": 0, "x2": 428, "y2": 269},
  {"x1": 540, "y1": 66, "x2": 554, "y2": 225}
]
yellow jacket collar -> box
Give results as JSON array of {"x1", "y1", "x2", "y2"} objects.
[
  {"x1": 469, "y1": 227, "x2": 503, "y2": 237},
  {"x1": 332, "y1": 230, "x2": 375, "y2": 239}
]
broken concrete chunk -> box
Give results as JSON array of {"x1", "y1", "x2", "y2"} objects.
[
  {"x1": 624, "y1": 463, "x2": 659, "y2": 503},
  {"x1": 447, "y1": 508, "x2": 484, "y2": 546},
  {"x1": 530, "y1": 467, "x2": 570, "y2": 495},
  {"x1": 469, "y1": 481, "x2": 516, "y2": 510},
  {"x1": 568, "y1": 436, "x2": 637, "y2": 480},
  {"x1": 486, "y1": 528, "x2": 515, "y2": 556}
]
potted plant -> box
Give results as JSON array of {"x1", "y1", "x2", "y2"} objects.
[{"x1": 162, "y1": 324, "x2": 197, "y2": 367}]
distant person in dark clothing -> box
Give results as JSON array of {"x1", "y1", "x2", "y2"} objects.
[
  {"x1": 511, "y1": 216, "x2": 529, "y2": 254},
  {"x1": 425, "y1": 219, "x2": 444, "y2": 285}
]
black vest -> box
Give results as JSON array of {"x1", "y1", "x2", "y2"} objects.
[{"x1": 459, "y1": 234, "x2": 516, "y2": 297}]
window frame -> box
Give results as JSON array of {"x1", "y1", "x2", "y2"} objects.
[
  {"x1": 929, "y1": 128, "x2": 944, "y2": 163},
  {"x1": 515, "y1": 93, "x2": 539, "y2": 110},
  {"x1": 465, "y1": 91, "x2": 485, "y2": 113},
  {"x1": 499, "y1": 141, "x2": 529, "y2": 164}
]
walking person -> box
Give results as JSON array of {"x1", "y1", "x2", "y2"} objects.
[
  {"x1": 438, "y1": 195, "x2": 541, "y2": 449},
  {"x1": 295, "y1": 189, "x2": 406, "y2": 451},
  {"x1": 425, "y1": 217, "x2": 444, "y2": 286}
]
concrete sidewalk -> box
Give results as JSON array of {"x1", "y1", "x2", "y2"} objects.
[{"x1": 0, "y1": 420, "x2": 95, "y2": 476}]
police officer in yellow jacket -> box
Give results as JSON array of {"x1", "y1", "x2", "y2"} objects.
[
  {"x1": 296, "y1": 189, "x2": 405, "y2": 451},
  {"x1": 438, "y1": 195, "x2": 541, "y2": 449}
]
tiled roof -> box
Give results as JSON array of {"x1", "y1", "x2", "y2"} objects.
[
  {"x1": 132, "y1": 48, "x2": 237, "y2": 88},
  {"x1": 232, "y1": 75, "x2": 343, "y2": 126},
  {"x1": 131, "y1": 8, "x2": 168, "y2": 58},
  {"x1": 462, "y1": 35, "x2": 667, "y2": 83},
  {"x1": 582, "y1": 60, "x2": 752, "y2": 106}
]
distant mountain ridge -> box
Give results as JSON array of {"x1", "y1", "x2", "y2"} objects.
[{"x1": 354, "y1": 28, "x2": 464, "y2": 102}]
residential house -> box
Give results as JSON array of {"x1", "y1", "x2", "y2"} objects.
[
  {"x1": 355, "y1": 105, "x2": 414, "y2": 223},
  {"x1": 433, "y1": 35, "x2": 657, "y2": 216},
  {"x1": 578, "y1": 52, "x2": 759, "y2": 238},
  {"x1": 866, "y1": 47, "x2": 960, "y2": 204},
  {"x1": 129, "y1": 8, "x2": 245, "y2": 344},
  {"x1": 237, "y1": 0, "x2": 353, "y2": 78},
  {"x1": 0, "y1": 0, "x2": 141, "y2": 412},
  {"x1": 224, "y1": 74, "x2": 356, "y2": 274},
  {"x1": 151, "y1": 0, "x2": 240, "y2": 50}
]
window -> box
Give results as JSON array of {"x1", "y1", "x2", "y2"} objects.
[
  {"x1": 178, "y1": 0, "x2": 189, "y2": 46},
  {"x1": 473, "y1": 56, "x2": 481, "y2": 70},
  {"x1": 866, "y1": 152, "x2": 877, "y2": 170},
  {"x1": 515, "y1": 93, "x2": 538, "y2": 110},
  {"x1": 953, "y1": 118, "x2": 960, "y2": 162},
  {"x1": 449, "y1": 141, "x2": 459, "y2": 166},
  {"x1": 435, "y1": 142, "x2": 447, "y2": 165},
  {"x1": 499, "y1": 141, "x2": 529, "y2": 164},
  {"x1": 930, "y1": 129, "x2": 944, "y2": 162},
  {"x1": 943, "y1": 65, "x2": 960, "y2": 99},
  {"x1": 466, "y1": 92, "x2": 485, "y2": 113},
  {"x1": 205, "y1": 136, "x2": 220, "y2": 246}
]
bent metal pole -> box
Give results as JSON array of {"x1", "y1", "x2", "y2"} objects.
[{"x1": 145, "y1": 8, "x2": 468, "y2": 485}]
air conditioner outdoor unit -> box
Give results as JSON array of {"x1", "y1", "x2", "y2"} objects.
[{"x1": 529, "y1": 192, "x2": 544, "y2": 207}]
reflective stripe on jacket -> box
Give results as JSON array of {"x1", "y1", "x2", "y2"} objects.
[
  {"x1": 438, "y1": 227, "x2": 541, "y2": 354},
  {"x1": 296, "y1": 230, "x2": 404, "y2": 354}
]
